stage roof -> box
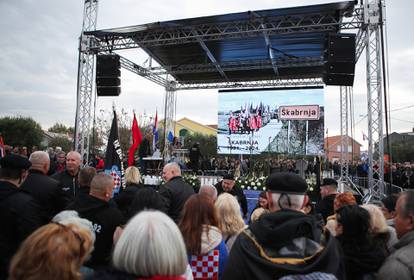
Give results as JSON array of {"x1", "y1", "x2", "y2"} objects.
[{"x1": 87, "y1": 1, "x2": 357, "y2": 85}]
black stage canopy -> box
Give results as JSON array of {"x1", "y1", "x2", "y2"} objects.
[{"x1": 86, "y1": 1, "x2": 357, "y2": 84}]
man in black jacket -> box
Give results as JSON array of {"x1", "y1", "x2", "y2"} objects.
[
  {"x1": 214, "y1": 174, "x2": 248, "y2": 218},
  {"x1": 0, "y1": 154, "x2": 43, "y2": 279},
  {"x1": 21, "y1": 151, "x2": 66, "y2": 223},
  {"x1": 159, "y1": 162, "x2": 194, "y2": 223},
  {"x1": 315, "y1": 178, "x2": 338, "y2": 222},
  {"x1": 66, "y1": 173, "x2": 125, "y2": 269},
  {"x1": 51, "y1": 151, "x2": 81, "y2": 206},
  {"x1": 223, "y1": 172, "x2": 345, "y2": 280}
]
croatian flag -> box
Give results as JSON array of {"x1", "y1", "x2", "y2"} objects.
[{"x1": 153, "y1": 110, "x2": 159, "y2": 151}]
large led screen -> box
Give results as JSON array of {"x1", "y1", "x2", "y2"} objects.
[{"x1": 217, "y1": 87, "x2": 325, "y2": 155}]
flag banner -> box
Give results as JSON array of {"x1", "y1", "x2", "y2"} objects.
[
  {"x1": 362, "y1": 131, "x2": 368, "y2": 141},
  {"x1": 104, "y1": 110, "x2": 126, "y2": 195},
  {"x1": 167, "y1": 131, "x2": 174, "y2": 143},
  {"x1": 0, "y1": 136, "x2": 4, "y2": 158},
  {"x1": 152, "y1": 110, "x2": 159, "y2": 152},
  {"x1": 128, "y1": 113, "x2": 143, "y2": 166}
]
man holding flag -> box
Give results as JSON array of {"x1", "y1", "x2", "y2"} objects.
[{"x1": 104, "y1": 109, "x2": 125, "y2": 195}]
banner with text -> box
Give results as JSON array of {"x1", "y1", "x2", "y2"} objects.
[{"x1": 217, "y1": 87, "x2": 325, "y2": 155}]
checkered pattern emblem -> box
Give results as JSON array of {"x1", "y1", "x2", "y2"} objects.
[
  {"x1": 190, "y1": 249, "x2": 219, "y2": 280},
  {"x1": 110, "y1": 167, "x2": 121, "y2": 190}
]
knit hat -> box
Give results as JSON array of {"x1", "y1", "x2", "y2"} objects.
[
  {"x1": 0, "y1": 154, "x2": 31, "y2": 170},
  {"x1": 321, "y1": 178, "x2": 338, "y2": 187},
  {"x1": 222, "y1": 174, "x2": 235, "y2": 181},
  {"x1": 265, "y1": 172, "x2": 308, "y2": 194}
]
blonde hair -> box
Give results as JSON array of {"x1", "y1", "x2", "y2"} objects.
[
  {"x1": 125, "y1": 166, "x2": 142, "y2": 184},
  {"x1": 215, "y1": 193, "x2": 245, "y2": 236},
  {"x1": 9, "y1": 223, "x2": 93, "y2": 280},
  {"x1": 361, "y1": 204, "x2": 388, "y2": 234}
]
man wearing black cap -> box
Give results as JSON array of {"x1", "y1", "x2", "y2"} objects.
[
  {"x1": 223, "y1": 172, "x2": 345, "y2": 280},
  {"x1": 0, "y1": 154, "x2": 43, "y2": 279},
  {"x1": 315, "y1": 178, "x2": 339, "y2": 222},
  {"x1": 214, "y1": 174, "x2": 248, "y2": 218}
]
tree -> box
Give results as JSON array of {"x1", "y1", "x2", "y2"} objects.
[
  {"x1": 48, "y1": 123, "x2": 73, "y2": 135},
  {"x1": 0, "y1": 116, "x2": 43, "y2": 149}
]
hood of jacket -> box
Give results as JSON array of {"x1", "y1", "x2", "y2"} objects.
[
  {"x1": 200, "y1": 225, "x2": 223, "y2": 254},
  {"x1": 250, "y1": 209, "x2": 322, "y2": 252},
  {"x1": 68, "y1": 193, "x2": 109, "y2": 213}
]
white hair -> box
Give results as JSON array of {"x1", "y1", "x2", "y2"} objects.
[
  {"x1": 52, "y1": 210, "x2": 96, "y2": 243},
  {"x1": 112, "y1": 210, "x2": 187, "y2": 277},
  {"x1": 269, "y1": 193, "x2": 305, "y2": 210},
  {"x1": 163, "y1": 162, "x2": 181, "y2": 175},
  {"x1": 29, "y1": 151, "x2": 50, "y2": 170}
]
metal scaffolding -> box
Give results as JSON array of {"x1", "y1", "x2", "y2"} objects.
[
  {"x1": 339, "y1": 86, "x2": 350, "y2": 189},
  {"x1": 74, "y1": 0, "x2": 98, "y2": 164},
  {"x1": 364, "y1": 0, "x2": 385, "y2": 200},
  {"x1": 75, "y1": 0, "x2": 387, "y2": 198}
]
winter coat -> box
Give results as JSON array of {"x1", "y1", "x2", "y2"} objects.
[
  {"x1": 0, "y1": 180, "x2": 43, "y2": 279},
  {"x1": 377, "y1": 230, "x2": 414, "y2": 280},
  {"x1": 214, "y1": 181, "x2": 248, "y2": 217},
  {"x1": 159, "y1": 176, "x2": 194, "y2": 223},
  {"x1": 188, "y1": 225, "x2": 228, "y2": 280},
  {"x1": 51, "y1": 168, "x2": 80, "y2": 206},
  {"x1": 315, "y1": 193, "x2": 336, "y2": 222},
  {"x1": 336, "y1": 234, "x2": 388, "y2": 280},
  {"x1": 222, "y1": 209, "x2": 346, "y2": 280},
  {"x1": 114, "y1": 183, "x2": 144, "y2": 218},
  {"x1": 21, "y1": 169, "x2": 66, "y2": 222},
  {"x1": 66, "y1": 193, "x2": 125, "y2": 269}
]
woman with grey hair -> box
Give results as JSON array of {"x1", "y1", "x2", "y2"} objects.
[{"x1": 88, "y1": 211, "x2": 193, "y2": 280}]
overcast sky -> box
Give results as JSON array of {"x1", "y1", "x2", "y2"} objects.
[{"x1": 0, "y1": 0, "x2": 413, "y2": 148}]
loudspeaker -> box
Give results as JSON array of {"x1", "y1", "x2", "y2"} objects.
[
  {"x1": 96, "y1": 54, "x2": 121, "y2": 96},
  {"x1": 323, "y1": 33, "x2": 356, "y2": 86},
  {"x1": 95, "y1": 87, "x2": 121, "y2": 97},
  {"x1": 323, "y1": 73, "x2": 355, "y2": 86}
]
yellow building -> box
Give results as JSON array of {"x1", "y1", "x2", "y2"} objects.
[{"x1": 159, "y1": 117, "x2": 217, "y2": 137}]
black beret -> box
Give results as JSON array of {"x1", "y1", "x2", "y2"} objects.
[
  {"x1": 0, "y1": 154, "x2": 31, "y2": 170},
  {"x1": 265, "y1": 172, "x2": 308, "y2": 194},
  {"x1": 321, "y1": 178, "x2": 338, "y2": 187},
  {"x1": 222, "y1": 174, "x2": 235, "y2": 181}
]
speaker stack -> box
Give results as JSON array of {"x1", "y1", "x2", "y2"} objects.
[
  {"x1": 96, "y1": 54, "x2": 121, "y2": 96},
  {"x1": 323, "y1": 33, "x2": 356, "y2": 86}
]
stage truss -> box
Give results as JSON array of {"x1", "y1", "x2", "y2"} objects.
[{"x1": 75, "y1": 0, "x2": 387, "y2": 200}]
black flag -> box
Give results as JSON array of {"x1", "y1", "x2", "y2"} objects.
[{"x1": 104, "y1": 110, "x2": 126, "y2": 194}]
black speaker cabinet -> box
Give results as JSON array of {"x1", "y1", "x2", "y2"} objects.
[
  {"x1": 96, "y1": 54, "x2": 121, "y2": 96},
  {"x1": 324, "y1": 33, "x2": 356, "y2": 86}
]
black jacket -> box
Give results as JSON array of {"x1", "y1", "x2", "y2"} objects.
[
  {"x1": 222, "y1": 209, "x2": 346, "y2": 280},
  {"x1": 0, "y1": 181, "x2": 43, "y2": 279},
  {"x1": 337, "y1": 235, "x2": 388, "y2": 280},
  {"x1": 66, "y1": 194, "x2": 125, "y2": 269},
  {"x1": 21, "y1": 169, "x2": 66, "y2": 222},
  {"x1": 214, "y1": 180, "x2": 248, "y2": 216},
  {"x1": 316, "y1": 193, "x2": 336, "y2": 222},
  {"x1": 113, "y1": 183, "x2": 144, "y2": 218},
  {"x1": 159, "y1": 176, "x2": 195, "y2": 223},
  {"x1": 51, "y1": 169, "x2": 80, "y2": 206}
]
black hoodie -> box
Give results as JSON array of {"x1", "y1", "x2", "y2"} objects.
[
  {"x1": 0, "y1": 180, "x2": 43, "y2": 279},
  {"x1": 223, "y1": 209, "x2": 346, "y2": 280},
  {"x1": 66, "y1": 194, "x2": 125, "y2": 269}
]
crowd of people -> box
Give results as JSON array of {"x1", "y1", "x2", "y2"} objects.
[{"x1": 1, "y1": 146, "x2": 414, "y2": 280}]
